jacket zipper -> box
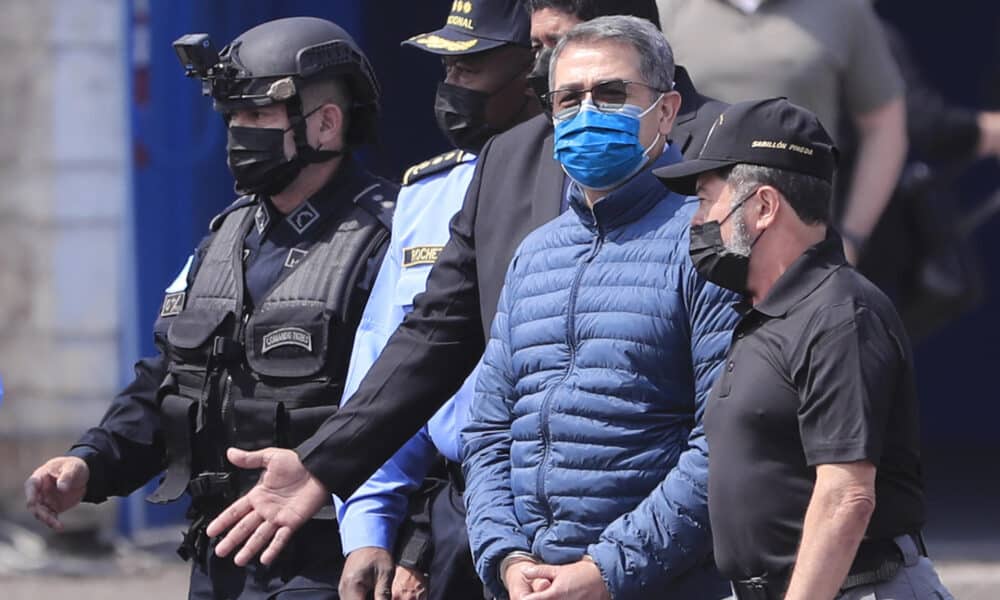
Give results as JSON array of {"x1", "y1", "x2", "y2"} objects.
[{"x1": 535, "y1": 227, "x2": 605, "y2": 525}]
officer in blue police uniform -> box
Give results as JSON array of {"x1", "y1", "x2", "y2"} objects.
[
  {"x1": 25, "y1": 17, "x2": 395, "y2": 600},
  {"x1": 334, "y1": 2, "x2": 540, "y2": 600}
]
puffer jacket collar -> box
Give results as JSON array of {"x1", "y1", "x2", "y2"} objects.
[{"x1": 570, "y1": 143, "x2": 684, "y2": 232}]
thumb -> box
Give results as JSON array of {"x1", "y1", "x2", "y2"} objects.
[
  {"x1": 56, "y1": 461, "x2": 87, "y2": 492},
  {"x1": 522, "y1": 564, "x2": 559, "y2": 581},
  {"x1": 227, "y1": 447, "x2": 268, "y2": 469}
]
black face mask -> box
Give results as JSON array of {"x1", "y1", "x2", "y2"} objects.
[
  {"x1": 226, "y1": 104, "x2": 343, "y2": 197},
  {"x1": 689, "y1": 188, "x2": 763, "y2": 293},
  {"x1": 226, "y1": 125, "x2": 304, "y2": 197},
  {"x1": 433, "y1": 82, "x2": 503, "y2": 154}
]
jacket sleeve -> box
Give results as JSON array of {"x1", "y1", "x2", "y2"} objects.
[
  {"x1": 335, "y1": 236, "x2": 439, "y2": 553},
  {"x1": 296, "y1": 139, "x2": 498, "y2": 499},
  {"x1": 336, "y1": 424, "x2": 438, "y2": 554},
  {"x1": 461, "y1": 271, "x2": 529, "y2": 599},
  {"x1": 587, "y1": 250, "x2": 738, "y2": 599},
  {"x1": 67, "y1": 352, "x2": 169, "y2": 503}
]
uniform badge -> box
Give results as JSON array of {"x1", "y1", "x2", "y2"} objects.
[
  {"x1": 288, "y1": 201, "x2": 319, "y2": 234},
  {"x1": 262, "y1": 327, "x2": 313, "y2": 354},
  {"x1": 254, "y1": 205, "x2": 270, "y2": 235},
  {"x1": 403, "y1": 245, "x2": 445, "y2": 267},
  {"x1": 160, "y1": 292, "x2": 186, "y2": 317},
  {"x1": 284, "y1": 248, "x2": 308, "y2": 269}
]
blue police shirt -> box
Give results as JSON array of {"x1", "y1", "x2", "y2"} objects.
[{"x1": 336, "y1": 154, "x2": 479, "y2": 554}]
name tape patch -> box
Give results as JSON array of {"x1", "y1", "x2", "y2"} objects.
[
  {"x1": 262, "y1": 327, "x2": 313, "y2": 354},
  {"x1": 160, "y1": 292, "x2": 186, "y2": 317},
  {"x1": 403, "y1": 245, "x2": 444, "y2": 267}
]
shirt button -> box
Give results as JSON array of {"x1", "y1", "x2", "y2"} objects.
[
  {"x1": 727, "y1": 361, "x2": 735, "y2": 372},
  {"x1": 736, "y1": 332, "x2": 744, "y2": 339}
]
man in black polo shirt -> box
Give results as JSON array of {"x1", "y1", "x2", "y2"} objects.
[{"x1": 655, "y1": 98, "x2": 954, "y2": 600}]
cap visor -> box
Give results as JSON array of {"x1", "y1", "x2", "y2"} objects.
[
  {"x1": 401, "y1": 29, "x2": 505, "y2": 55},
  {"x1": 653, "y1": 157, "x2": 738, "y2": 196}
]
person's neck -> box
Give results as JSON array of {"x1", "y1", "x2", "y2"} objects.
[
  {"x1": 270, "y1": 156, "x2": 342, "y2": 215},
  {"x1": 749, "y1": 223, "x2": 826, "y2": 305}
]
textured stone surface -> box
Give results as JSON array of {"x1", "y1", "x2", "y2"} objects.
[{"x1": 0, "y1": 0, "x2": 128, "y2": 501}]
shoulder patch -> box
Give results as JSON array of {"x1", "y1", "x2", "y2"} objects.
[
  {"x1": 402, "y1": 150, "x2": 473, "y2": 186},
  {"x1": 209, "y1": 195, "x2": 257, "y2": 232}
]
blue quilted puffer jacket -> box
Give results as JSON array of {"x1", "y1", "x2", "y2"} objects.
[{"x1": 462, "y1": 147, "x2": 739, "y2": 599}]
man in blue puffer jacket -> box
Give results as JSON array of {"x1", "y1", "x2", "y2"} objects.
[{"x1": 462, "y1": 16, "x2": 738, "y2": 600}]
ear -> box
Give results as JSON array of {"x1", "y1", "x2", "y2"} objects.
[
  {"x1": 754, "y1": 185, "x2": 782, "y2": 230},
  {"x1": 316, "y1": 102, "x2": 345, "y2": 148},
  {"x1": 657, "y1": 90, "x2": 682, "y2": 137}
]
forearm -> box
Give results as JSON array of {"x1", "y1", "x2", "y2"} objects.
[
  {"x1": 69, "y1": 354, "x2": 169, "y2": 502},
  {"x1": 337, "y1": 427, "x2": 437, "y2": 553},
  {"x1": 784, "y1": 467, "x2": 876, "y2": 600},
  {"x1": 841, "y1": 98, "x2": 907, "y2": 241},
  {"x1": 589, "y1": 439, "x2": 712, "y2": 598}
]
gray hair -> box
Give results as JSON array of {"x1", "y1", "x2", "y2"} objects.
[
  {"x1": 548, "y1": 15, "x2": 675, "y2": 93},
  {"x1": 725, "y1": 164, "x2": 832, "y2": 225}
]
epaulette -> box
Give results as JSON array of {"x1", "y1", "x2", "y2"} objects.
[
  {"x1": 402, "y1": 150, "x2": 473, "y2": 186},
  {"x1": 353, "y1": 182, "x2": 396, "y2": 231},
  {"x1": 209, "y1": 195, "x2": 257, "y2": 232}
]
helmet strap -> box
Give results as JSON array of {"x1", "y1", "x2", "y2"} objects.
[{"x1": 286, "y1": 93, "x2": 343, "y2": 164}]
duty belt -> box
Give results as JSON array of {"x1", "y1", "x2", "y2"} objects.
[{"x1": 730, "y1": 532, "x2": 927, "y2": 600}]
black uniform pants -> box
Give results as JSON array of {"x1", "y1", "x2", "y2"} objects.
[
  {"x1": 425, "y1": 480, "x2": 486, "y2": 600},
  {"x1": 188, "y1": 519, "x2": 344, "y2": 600}
]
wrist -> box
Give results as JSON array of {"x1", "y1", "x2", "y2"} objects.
[{"x1": 500, "y1": 551, "x2": 539, "y2": 590}]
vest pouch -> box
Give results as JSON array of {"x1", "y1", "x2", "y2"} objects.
[
  {"x1": 280, "y1": 404, "x2": 337, "y2": 449},
  {"x1": 166, "y1": 308, "x2": 235, "y2": 365},
  {"x1": 148, "y1": 394, "x2": 197, "y2": 504},
  {"x1": 246, "y1": 304, "x2": 330, "y2": 379},
  {"x1": 231, "y1": 397, "x2": 280, "y2": 451}
]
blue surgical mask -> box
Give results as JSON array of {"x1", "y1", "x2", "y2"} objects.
[{"x1": 553, "y1": 95, "x2": 663, "y2": 191}]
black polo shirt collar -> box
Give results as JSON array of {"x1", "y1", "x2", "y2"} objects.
[{"x1": 746, "y1": 230, "x2": 846, "y2": 318}]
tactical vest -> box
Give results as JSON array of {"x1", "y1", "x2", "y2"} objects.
[{"x1": 148, "y1": 194, "x2": 391, "y2": 513}]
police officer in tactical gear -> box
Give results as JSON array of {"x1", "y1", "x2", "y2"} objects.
[
  {"x1": 25, "y1": 16, "x2": 396, "y2": 600},
  {"x1": 336, "y1": 3, "x2": 539, "y2": 599}
]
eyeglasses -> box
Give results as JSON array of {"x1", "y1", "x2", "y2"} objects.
[{"x1": 543, "y1": 79, "x2": 665, "y2": 120}]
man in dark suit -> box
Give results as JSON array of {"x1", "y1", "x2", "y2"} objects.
[{"x1": 203, "y1": 1, "x2": 730, "y2": 567}]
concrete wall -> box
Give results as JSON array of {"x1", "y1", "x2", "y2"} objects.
[{"x1": 0, "y1": 0, "x2": 129, "y2": 505}]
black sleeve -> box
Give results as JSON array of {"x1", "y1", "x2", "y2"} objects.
[
  {"x1": 882, "y1": 21, "x2": 981, "y2": 162},
  {"x1": 797, "y1": 301, "x2": 901, "y2": 467},
  {"x1": 68, "y1": 352, "x2": 169, "y2": 503},
  {"x1": 296, "y1": 143, "x2": 494, "y2": 499}
]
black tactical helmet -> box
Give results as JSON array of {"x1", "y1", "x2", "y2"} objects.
[{"x1": 175, "y1": 17, "x2": 380, "y2": 146}]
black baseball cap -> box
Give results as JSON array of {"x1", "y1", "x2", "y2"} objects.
[
  {"x1": 654, "y1": 98, "x2": 839, "y2": 195},
  {"x1": 402, "y1": 0, "x2": 531, "y2": 56}
]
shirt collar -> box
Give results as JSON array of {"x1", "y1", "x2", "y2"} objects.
[
  {"x1": 251, "y1": 155, "x2": 363, "y2": 242},
  {"x1": 752, "y1": 230, "x2": 846, "y2": 318},
  {"x1": 570, "y1": 143, "x2": 684, "y2": 231}
]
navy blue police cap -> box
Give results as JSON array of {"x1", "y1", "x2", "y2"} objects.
[
  {"x1": 654, "y1": 98, "x2": 839, "y2": 196},
  {"x1": 402, "y1": 0, "x2": 531, "y2": 55}
]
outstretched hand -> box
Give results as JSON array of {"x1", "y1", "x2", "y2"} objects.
[
  {"x1": 206, "y1": 447, "x2": 329, "y2": 566},
  {"x1": 25, "y1": 456, "x2": 90, "y2": 531}
]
